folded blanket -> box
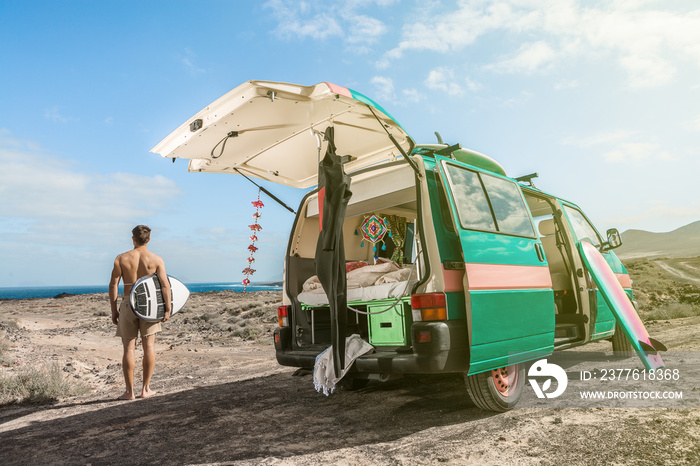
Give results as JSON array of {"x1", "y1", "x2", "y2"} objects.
[
  {"x1": 374, "y1": 266, "x2": 415, "y2": 285},
  {"x1": 302, "y1": 274, "x2": 323, "y2": 292},
  {"x1": 313, "y1": 334, "x2": 374, "y2": 396},
  {"x1": 346, "y1": 261, "x2": 400, "y2": 288}
]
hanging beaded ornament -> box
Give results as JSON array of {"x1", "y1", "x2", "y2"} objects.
[{"x1": 242, "y1": 191, "x2": 264, "y2": 291}]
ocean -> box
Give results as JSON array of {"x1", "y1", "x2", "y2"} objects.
[{"x1": 0, "y1": 282, "x2": 283, "y2": 300}]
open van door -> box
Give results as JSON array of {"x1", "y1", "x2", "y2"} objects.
[
  {"x1": 578, "y1": 241, "x2": 665, "y2": 370},
  {"x1": 435, "y1": 156, "x2": 556, "y2": 374}
]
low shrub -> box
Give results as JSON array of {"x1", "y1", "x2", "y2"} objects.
[
  {"x1": 0, "y1": 337, "x2": 12, "y2": 366},
  {"x1": 641, "y1": 303, "x2": 700, "y2": 321},
  {"x1": 0, "y1": 363, "x2": 90, "y2": 406}
]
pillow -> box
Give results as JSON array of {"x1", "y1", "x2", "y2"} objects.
[{"x1": 345, "y1": 261, "x2": 369, "y2": 274}]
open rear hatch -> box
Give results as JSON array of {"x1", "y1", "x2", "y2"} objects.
[{"x1": 150, "y1": 80, "x2": 413, "y2": 189}]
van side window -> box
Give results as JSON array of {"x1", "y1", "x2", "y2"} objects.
[
  {"x1": 480, "y1": 174, "x2": 536, "y2": 237},
  {"x1": 563, "y1": 205, "x2": 601, "y2": 247},
  {"x1": 444, "y1": 163, "x2": 535, "y2": 238}
]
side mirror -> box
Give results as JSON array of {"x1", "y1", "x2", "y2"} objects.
[{"x1": 604, "y1": 228, "x2": 622, "y2": 250}]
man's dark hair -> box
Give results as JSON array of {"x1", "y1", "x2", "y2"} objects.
[{"x1": 132, "y1": 225, "x2": 151, "y2": 246}]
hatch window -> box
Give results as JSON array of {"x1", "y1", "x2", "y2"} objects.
[{"x1": 444, "y1": 163, "x2": 535, "y2": 238}]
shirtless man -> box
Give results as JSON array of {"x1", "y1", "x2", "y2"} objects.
[{"x1": 109, "y1": 225, "x2": 171, "y2": 400}]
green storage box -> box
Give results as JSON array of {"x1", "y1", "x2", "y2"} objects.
[{"x1": 368, "y1": 298, "x2": 411, "y2": 346}]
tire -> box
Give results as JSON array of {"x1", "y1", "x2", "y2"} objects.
[
  {"x1": 464, "y1": 364, "x2": 525, "y2": 412},
  {"x1": 611, "y1": 322, "x2": 633, "y2": 353}
]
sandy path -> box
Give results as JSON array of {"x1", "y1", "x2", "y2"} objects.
[{"x1": 655, "y1": 260, "x2": 700, "y2": 284}]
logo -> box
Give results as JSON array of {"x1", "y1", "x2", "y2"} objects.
[{"x1": 528, "y1": 359, "x2": 568, "y2": 399}]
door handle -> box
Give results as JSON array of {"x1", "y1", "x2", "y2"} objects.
[{"x1": 535, "y1": 243, "x2": 545, "y2": 262}]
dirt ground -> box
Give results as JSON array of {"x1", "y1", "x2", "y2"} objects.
[{"x1": 1, "y1": 291, "x2": 699, "y2": 465}]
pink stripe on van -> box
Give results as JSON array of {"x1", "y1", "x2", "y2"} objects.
[
  {"x1": 441, "y1": 267, "x2": 465, "y2": 292},
  {"x1": 616, "y1": 273, "x2": 632, "y2": 289},
  {"x1": 465, "y1": 263, "x2": 553, "y2": 291}
]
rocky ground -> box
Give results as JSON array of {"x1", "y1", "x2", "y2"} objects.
[{"x1": 0, "y1": 290, "x2": 699, "y2": 465}]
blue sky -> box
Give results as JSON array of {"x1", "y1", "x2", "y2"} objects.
[{"x1": 1, "y1": 0, "x2": 699, "y2": 287}]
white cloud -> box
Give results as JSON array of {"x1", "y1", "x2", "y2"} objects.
[
  {"x1": 265, "y1": 0, "x2": 389, "y2": 51},
  {"x1": 560, "y1": 130, "x2": 639, "y2": 148},
  {"x1": 370, "y1": 76, "x2": 394, "y2": 100},
  {"x1": 559, "y1": 129, "x2": 676, "y2": 163},
  {"x1": 178, "y1": 47, "x2": 206, "y2": 75},
  {"x1": 603, "y1": 142, "x2": 661, "y2": 163},
  {"x1": 402, "y1": 88, "x2": 425, "y2": 103},
  {"x1": 44, "y1": 106, "x2": 72, "y2": 124},
  {"x1": 554, "y1": 79, "x2": 580, "y2": 90},
  {"x1": 345, "y1": 14, "x2": 387, "y2": 53},
  {"x1": 380, "y1": 1, "x2": 700, "y2": 88},
  {"x1": 684, "y1": 115, "x2": 700, "y2": 132},
  {"x1": 0, "y1": 136, "x2": 182, "y2": 245},
  {"x1": 486, "y1": 41, "x2": 556, "y2": 75},
  {"x1": 425, "y1": 68, "x2": 466, "y2": 97}
]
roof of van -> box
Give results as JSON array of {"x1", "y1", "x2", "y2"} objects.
[{"x1": 413, "y1": 145, "x2": 507, "y2": 176}]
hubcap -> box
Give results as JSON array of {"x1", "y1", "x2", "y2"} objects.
[{"x1": 491, "y1": 365, "x2": 519, "y2": 396}]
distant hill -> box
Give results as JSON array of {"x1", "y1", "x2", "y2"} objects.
[{"x1": 616, "y1": 220, "x2": 700, "y2": 259}]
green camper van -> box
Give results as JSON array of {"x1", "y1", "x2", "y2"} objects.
[{"x1": 152, "y1": 80, "x2": 662, "y2": 411}]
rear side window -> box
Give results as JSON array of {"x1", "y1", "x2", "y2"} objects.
[{"x1": 444, "y1": 163, "x2": 535, "y2": 238}]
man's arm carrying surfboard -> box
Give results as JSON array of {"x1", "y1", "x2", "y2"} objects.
[{"x1": 155, "y1": 259, "x2": 172, "y2": 322}]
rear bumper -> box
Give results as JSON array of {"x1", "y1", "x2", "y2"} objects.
[{"x1": 273, "y1": 320, "x2": 469, "y2": 374}]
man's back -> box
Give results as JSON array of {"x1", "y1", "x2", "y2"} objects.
[{"x1": 116, "y1": 248, "x2": 164, "y2": 294}]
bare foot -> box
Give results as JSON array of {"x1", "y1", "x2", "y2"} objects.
[
  {"x1": 117, "y1": 392, "x2": 135, "y2": 401},
  {"x1": 139, "y1": 388, "x2": 156, "y2": 398}
]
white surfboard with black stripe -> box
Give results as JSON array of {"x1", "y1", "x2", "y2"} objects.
[{"x1": 129, "y1": 274, "x2": 189, "y2": 322}]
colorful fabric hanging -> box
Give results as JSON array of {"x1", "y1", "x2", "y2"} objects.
[
  {"x1": 242, "y1": 190, "x2": 264, "y2": 291},
  {"x1": 385, "y1": 215, "x2": 407, "y2": 264}
]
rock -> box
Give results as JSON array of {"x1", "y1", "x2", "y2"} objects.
[{"x1": 54, "y1": 292, "x2": 75, "y2": 299}]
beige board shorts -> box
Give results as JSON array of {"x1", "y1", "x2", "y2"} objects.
[{"x1": 116, "y1": 299, "x2": 162, "y2": 339}]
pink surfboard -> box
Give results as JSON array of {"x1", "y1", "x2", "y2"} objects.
[{"x1": 578, "y1": 241, "x2": 664, "y2": 370}]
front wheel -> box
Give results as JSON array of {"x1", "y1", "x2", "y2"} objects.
[
  {"x1": 464, "y1": 364, "x2": 525, "y2": 412},
  {"x1": 611, "y1": 322, "x2": 633, "y2": 353}
]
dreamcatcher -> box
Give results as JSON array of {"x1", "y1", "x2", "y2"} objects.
[
  {"x1": 355, "y1": 213, "x2": 407, "y2": 263},
  {"x1": 356, "y1": 213, "x2": 390, "y2": 260}
]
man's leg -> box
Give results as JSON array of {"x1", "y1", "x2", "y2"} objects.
[
  {"x1": 140, "y1": 334, "x2": 156, "y2": 398},
  {"x1": 119, "y1": 337, "x2": 136, "y2": 400}
]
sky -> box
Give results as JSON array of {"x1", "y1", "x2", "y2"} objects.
[{"x1": 1, "y1": 0, "x2": 699, "y2": 287}]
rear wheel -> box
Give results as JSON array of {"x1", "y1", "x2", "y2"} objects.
[
  {"x1": 339, "y1": 376, "x2": 370, "y2": 391},
  {"x1": 464, "y1": 364, "x2": 525, "y2": 412},
  {"x1": 611, "y1": 322, "x2": 633, "y2": 353}
]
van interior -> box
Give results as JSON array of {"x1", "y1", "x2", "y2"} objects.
[{"x1": 286, "y1": 164, "x2": 420, "y2": 349}]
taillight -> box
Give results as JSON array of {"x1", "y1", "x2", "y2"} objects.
[
  {"x1": 277, "y1": 305, "x2": 289, "y2": 327},
  {"x1": 411, "y1": 293, "x2": 447, "y2": 321}
]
